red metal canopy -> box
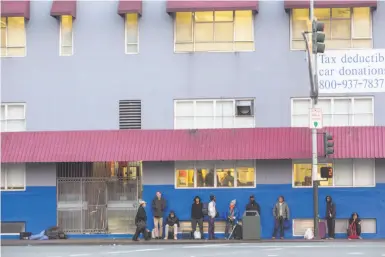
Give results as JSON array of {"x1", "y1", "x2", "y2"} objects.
[
  {"x1": 50, "y1": 0, "x2": 77, "y2": 18},
  {"x1": 284, "y1": 0, "x2": 377, "y2": 9},
  {"x1": 166, "y1": 0, "x2": 259, "y2": 13},
  {"x1": 1, "y1": 0, "x2": 30, "y2": 19},
  {"x1": 1, "y1": 127, "x2": 384, "y2": 163},
  {"x1": 118, "y1": 0, "x2": 142, "y2": 16}
]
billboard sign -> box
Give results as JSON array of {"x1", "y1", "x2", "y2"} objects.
[{"x1": 317, "y1": 49, "x2": 385, "y2": 94}]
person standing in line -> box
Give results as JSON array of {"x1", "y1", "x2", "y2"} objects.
[
  {"x1": 191, "y1": 196, "x2": 204, "y2": 239},
  {"x1": 132, "y1": 200, "x2": 148, "y2": 241},
  {"x1": 151, "y1": 191, "x2": 166, "y2": 239},
  {"x1": 246, "y1": 195, "x2": 261, "y2": 215},
  {"x1": 208, "y1": 195, "x2": 217, "y2": 240},
  {"x1": 272, "y1": 196, "x2": 290, "y2": 239},
  {"x1": 325, "y1": 195, "x2": 336, "y2": 239}
]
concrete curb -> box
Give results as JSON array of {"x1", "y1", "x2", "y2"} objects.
[{"x1": 2, "y1": 239, "x2": 383, "y2": 246}]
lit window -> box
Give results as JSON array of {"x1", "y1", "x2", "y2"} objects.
[
  {"x1": 60, "y1": 15, "x2": 73, "y2": 56},
  {"x1": 1, "y1": 164, "x2": 26, "y2": 191},
  {"x1": 1, "y1": 17, "x2": 26, "y2": 57},
  {"x1": 291, "y1": 97, "x2": 374, "y2": 127},
  {"x1": 291, "y1": 7, "x2": 372, "y2": 50},
  {"x1": 175, "y1": 161, "x2": 256, "y2": 188},
  {"x1": 292, "y1": 159, "x2": 375, "y2": 188},
  {"x1": 1, "y1": 103, "x2": 26, "y2": 132},
  {"x1": 175, "y1": 11, "x2": 254, "y2": 53},
  {"x1": 125, "y1": 13, "x2": 139, "y2": 54}
]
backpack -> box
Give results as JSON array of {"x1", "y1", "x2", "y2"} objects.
[{"x1": 202, "y1": 203, "x2": 209, "y2": 216}]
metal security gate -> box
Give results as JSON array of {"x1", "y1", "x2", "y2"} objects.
[{"x1": 57, "y1": 162, "x2": 142, "y2": 234}]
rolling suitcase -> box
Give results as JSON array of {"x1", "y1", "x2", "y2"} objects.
[{"x1": 319, "y1": 221, "x2": 326, "y2": 239}]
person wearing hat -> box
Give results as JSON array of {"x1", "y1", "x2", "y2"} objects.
[
  {"x1": 208, "y1": 195, "x2": 217, "y2": 240},
  {"x1": 164, "y1": 210, "x2": 180, "y2": 240},
  {"x1": 224, "y1": 199, "x2": 239, "y2": 239},
  {"x1": 246, "y1": 195, "x2": 261, "y2": 215},
  {"x1": 132, "y1": 200, "x2": 148, "y2": 241}
]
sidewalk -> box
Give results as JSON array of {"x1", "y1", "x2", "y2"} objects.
[{"x1": 2, "y1": 238, "x2": 384, "y2": 246}]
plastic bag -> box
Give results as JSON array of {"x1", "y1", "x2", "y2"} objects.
[
  {"x1": 194, "y1": 231, "x2": 201, "y2": 239},
  {"x1": 304, "y1": 228, "x2": 314, "y2": 240}
]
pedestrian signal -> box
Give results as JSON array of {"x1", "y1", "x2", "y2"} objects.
[{"x1": 320, "y1": 167, "x2": 333, "y2": 179}]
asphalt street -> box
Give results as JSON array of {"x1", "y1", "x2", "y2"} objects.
[{"x1": 2, "y1": 242, "x2": 385, "y2": 257}]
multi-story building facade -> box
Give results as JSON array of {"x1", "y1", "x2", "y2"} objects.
[{"x1": 1, "y1": 0, "x2": 384, "y2": 239}]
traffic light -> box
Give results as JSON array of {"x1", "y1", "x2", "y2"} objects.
[
  {"x1": 312, "y1": 20, "x2": 325, "y2": 54},
  {"x1": 323, "y1": 132, "x2": 334, "y2": 157},
  {"x1": 320, "y1": 167, "x2": 333, "y2": 179}
]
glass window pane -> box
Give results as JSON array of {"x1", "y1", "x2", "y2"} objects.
[
  {"x1": 215, "y1": 117, "x2": 234, "y2": 128},
  {"x1": 326, "y1": 39, "x2": 351, "y2": 49},
  {"x1": 61, "y1": 15, "x2": 73, "y2": 47},
  {"x1": 216, "y1": 100, "x2": 234, "y2": 117},
  {"x1": 234, "y1": 41, "x2": 254, "y2": 51},
  {"x1": 176, "y1": 169, "x2": 194, "y2": 188},
  {"x1": 354, "y1": 114, "x2": 373, "y2": 126},
  {"x1": 195, "y1": 42, "x2": 215, "y2": 51},
  {"x1": 331, "y1": 20, "x2": 351, "y2": 39},
  {"x1": 1, "y1": 169, "x2": 5, "y2": 189},
  {"x1": 332, "y1": 8, "x2": 351, "y2": 18},
  {"x1": 7, "y1": 105, "x2": 24, "y2": 119},
  {"x1": 316, "y1": 99, "x2": 332, "y2": 114},
  {"x1": 196, "y1": 101, "x2": 214, "y2": 116},
  {"x1": 175, "y1": 117, "x2": 194, "y2": 129},
  {"x1": 126, "y1": 44, "x2": 138, "y2": 54},
  {"x1": 292, "y1": 115, "x2": 309, "y2": 127},
  {"x1": 322, "y1": 20, "x2": 331, "y2": 38},
  {"x1": 126, "y1": 13, "x2": 138, "y2": 44},
  {"x1": 354, "y1": 159, "x2": 374, "y2": 186},
  {"x1": 195, "y1": 23, "x2": 214, "y2": 42},
  {"x1": 293, "y1": 163, "x2": 312, "y2": 187},
  {"x1": 195, "y1": 11, "x2": 214, "y2": 22},
  {"x1": 236, "y1": 167, "x2": 255, "y2": 187},
  {"x1": 317, "y1": 164, "x2": 333, "y2": 187},
  {"x1": 292, "y1": 9, "x2": 309, "y2": 21},
  {"x1": 61, "y1": 46, "x2": 73, "y2": 56},
  {"x1": 7, "y1": 165, "x2": 25, "y2": 189},
  {"x1": 292, "y1": 40, "x2": 306, "y2": 50},
  {"x1": 351, "y1": 39, "x2": 371, "y2": 48},
  {"x1": 235, "y1": 10, "x2": 253, "y2": 41},
  {"x1": 354, "y1": 98, "x2": 372, "y2": 113},
  {"x1": 1, "y1": 105, "x2": 5, "y2": 120},
  {"x1": 334, "y1": 160, "x2": 353, "y2": 186},
  {"x1": 175, "y1": 101, "x2": 194, "y2": 116},
  {"x1": 353, "y1": 7, "x2": 371, "y2": 38},
  {"x1": 7, "y1": 17, "x2": 25, "y2": 47},
  {"x1": 195, "y1": 117, "x2": 214, "y2": 128},
  {"x1": 176, "y1": 12, "x2": 193, "y2": 42},
  {"x1": 215, "y1": 23, "x2": 233, "y2": 42},
  {"x1": 333, "y1": 99, "x2": 351, "y2": 114},
  {"x1": 315, "y1": 8, "x2": 330, "y2": 19},
  {"x1": 216, "y1": 168, "x2": 234, "y2": 187},
  {"x1": 215, "y1": 11, "x2": 233, "y2": 21},
  {"x1": 292, "y1": 20, "x2": 309, "y2": 40},
  {"x1": 293, "y1": 99, "x2": 310, "y2": 115},
  {"x1": 333, "y1": 114, "x2": 351, "y2": 126},
  {"x1": 175, "y1": 43, "x2": 193, "y2": 52},
  {"x1": 6, "y1": 120, "x2": 25, "y2": 132},
  {"x1": 196, "y1": 166, "x2": 215, "y2": 187}
]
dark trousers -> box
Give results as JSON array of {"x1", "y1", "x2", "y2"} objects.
[
  {"x1": 208, "y1": 217, "x2": 215, "y2": 239},
  {"x1": 132, "y1": 224, "x2": 146, "y2": 240},
  {"x1": 272, "y1": 217, "x2": 284, "y2": 238},
  {"x1": 191, "y1": 218, "x2": 204, "y2": 238},
  {"x1": 327, "y1": 218, "x2": 335, "y2": 238},
  {"x1": 356, "y1": 223, "x2": 361, "y2": 236}
]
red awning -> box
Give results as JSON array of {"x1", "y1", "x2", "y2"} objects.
[
  {"x1": 0, "y1": 0, "x2": 30, "y2": 19},
  {"x1": 118, "y1": 0, "x2": 142, "y2": 16},
  {"x1": 284, "y1": 0, "x2": 377, "y2": 9},
  {"x1": 166, "y1": 0, "x2": 259, "y2": 13},
  {"x1": 50, "y1": 0, "x2": 77, "y2": 18},
  {"x1": 1, "y1": 127, "x2": 384, "y2": 163}
]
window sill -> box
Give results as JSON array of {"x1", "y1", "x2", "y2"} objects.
[
  {"x1": 292, "y1": 185, "x2": 376, "y2": 188},
  {"x1": 1, "y1": 188, "x2": 26, "y2": 192},
  {"x1": 175, "y1": 186, "x2": 256, "y2": 189},
  {"x1": 174, "y1": 50, "x2": 255, "y2": 54}
]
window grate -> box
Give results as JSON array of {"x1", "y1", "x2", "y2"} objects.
[{"x1": 119, "y1": 100, "x2": 141, "y2": 129}]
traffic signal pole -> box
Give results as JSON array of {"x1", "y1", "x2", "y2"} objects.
[{"x1": 310, "y1": 0, "x2": 320, "y2": 240}]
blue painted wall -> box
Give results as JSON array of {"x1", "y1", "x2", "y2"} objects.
[
  {"x1": 1, "y1": 187, "x2": 57, "y2": 234},
  {"x1": 142, "y1": 184, "x2": 385, "y2": 239}
]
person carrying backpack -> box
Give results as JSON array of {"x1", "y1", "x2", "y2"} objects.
[{"x1": 191, "y1": 196, "x2": 204, "y2": 239}]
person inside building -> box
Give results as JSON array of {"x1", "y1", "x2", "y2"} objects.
[
  {"x1": 348, "y1": 212, "x2": 362, "y2": 240},
  {"x1": 221, "y1": 170, "x2": 234, "y2": 187},
  {"x1": 245, "y1": 195, "x2": 261, "y2": 215},
  {"x1": 208, "y1": 194, "x2": 217, "y2": 240},
  {"x1": 152, "y1": 191, "x2": 166, "y2": 239},
  {"x1": 205, "y1": 169, "x2": 215, "y2": 187},
  {"x1": 224, "y1": 199, "x2": 239, "y2": 239},
  {"x1": 272, "y1": 195, "x2": 290, "y2": 239},
  {"x1": 325, "y1": 195, "x2": 336, "y2": 239},
  {"x1": 132, "y1": 200, "x2": 148, "y2": 241},
  {"x1": 191, "y1": 196, "x2": 204, "y2": 239},
  {"x1": 197, "y1": 169, "x2": 204, "y2": 187},
  {"x1": 164, "y1": 210, "x2": 180, "y2": 240}
]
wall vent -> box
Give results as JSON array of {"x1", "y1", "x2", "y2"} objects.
[{"x1": 119, "y1": 100, "x2": 141, "y2": 129}]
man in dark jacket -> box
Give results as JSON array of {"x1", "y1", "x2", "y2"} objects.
[
  {"x1": 325, "y1": 195, "x2": 336, "y2": 239},
  {"x1": 245, "y1": 195, "x2": 261, "y2": 215},
  {"x1": 164, "y1": 210, "x2": 180, "y2": 240},
  {"x1": 191, "y1": 196, "x2": 204, "y2": 239},
  {"x1": 132, "y1": 200, "x2": 148, "y2": 241},
  {"x1": 152, "y1": 191, "x2": 166, "y2": 239}
]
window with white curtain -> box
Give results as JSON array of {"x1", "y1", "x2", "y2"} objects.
[
  {"x1": 292, "y1": 159, "x2": 375, "y2": 188},
  {"x1": 174, "y1": 99, "x2": 255, "y2": 129},
  {"x1": 0, "y1": 163, "x2": 26, "y2": 191},
  {"x1": 0, "y1": 103, "x2": 26, "y2": 132},
  {"x1": 291, "y1": 97, "x2": 373, "y2": 127}
]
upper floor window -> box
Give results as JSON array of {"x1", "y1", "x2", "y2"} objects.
[
  {"x1": 1, "y1": 163, "x2": 26, "y2": 191},
  {"x1": 1, "y1": 103, "x2": 26, "y2": 132},
  {"x1": 174, "y1": 99, "x2": 255, "y2": 129},
  {"x1": 291, "y1": 7, "x2": 372, "y2": 50},
  {"x1": 291, "y1": 97, "x2": 373, "y2": 127},
  {"x1": 0, "y1": 17, "x2": 26, "y2": 57},
  {"x1": 60, "y1": 15, "x2": 73, "y2": 56},
  {"x1": 125, "y1": 13, "x2": 139, "y2": 54},
  {"x1": 174, "y1": 11, "x2": 254, "y2": 53}
]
